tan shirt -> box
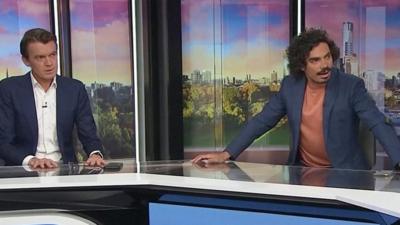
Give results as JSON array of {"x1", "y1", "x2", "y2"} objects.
[{"x1": 299, "y1": 82, "x2": 331, "y2": 167}]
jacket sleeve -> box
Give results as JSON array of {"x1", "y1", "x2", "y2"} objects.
[
  {"x1": 0, "y1": 82, "x2": 28, "y2": 165},
  {"x1": 75, "y1": 82, "x2": 103, "y2": 156},
  {"x1": 226, "y1": 78, "x2": 288, "y2": 159},
  {"x1": 352, "y1": 78, "x2": 400, "y2": 167}
]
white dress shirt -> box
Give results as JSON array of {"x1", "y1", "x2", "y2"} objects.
[
  {"x1": 22, "y1": 74, "x2": 61, "y2": 165},
  {"x1": 22, "y1": 73, "x2": 102, "y2": 166}
]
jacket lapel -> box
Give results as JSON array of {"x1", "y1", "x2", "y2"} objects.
[
  {"x1": 55, "y1": 75, "x2": 64, "y2": 150},
  {"x1": 292, "y1": 76, "x2": 306, "y2": 152},
  {"x1": 323, "y1": 68, "x2": 340, "y2": 144},
  {"x1": 22, "y1": 73, "x2": 38, "y2": 146}
]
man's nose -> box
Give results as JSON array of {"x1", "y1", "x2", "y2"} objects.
[
  {"x1": 44, "y1": 56, "x2": 52, "y2": 66},
  {"x1": 321, "y1": 58, "x2": 329, "y2": 68}
]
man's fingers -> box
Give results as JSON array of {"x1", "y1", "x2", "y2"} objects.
[
  {"x1": 29, "y1": 158, "x2": 58, "y2": 169},
  {"x1": 85, "y1": 157, "x2": 106, "y2": 167},
  {"x1": 44, "y1": 159, "x2": 57, "y2": 168},
  {"x1": 192, "y1": 154, "x2": 208, "y2": 163}
]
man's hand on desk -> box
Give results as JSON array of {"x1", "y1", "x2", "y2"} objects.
[
  {"x1": 191, "y1": 151, "x2": 231, "y2": 164},
  {"x1": 85, "y1": 153, "x2": 106, "y2": 167},
  {"x1": 193, "y1": 161, "x2": 231, "y2": 173},
  {"x1": 28, "y1": 157, "x2": 58, "y2": 169}
]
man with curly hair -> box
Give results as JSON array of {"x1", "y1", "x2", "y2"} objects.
[{"x1": 193, "y1": 28, "x2": 400, "y2": 170}]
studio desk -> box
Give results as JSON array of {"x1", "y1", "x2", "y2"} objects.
[{"x1": 0, "y1": 160, "x2": 399, "y2": 225}]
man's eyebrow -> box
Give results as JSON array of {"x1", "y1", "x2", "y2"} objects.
[
  {"x1": 308, "y1": 51, "x2": 331, "y2": 61},
  {"x1": 308, "y1": 56, "x2": 320, "y2": 61}
]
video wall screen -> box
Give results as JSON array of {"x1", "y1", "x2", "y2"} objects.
[
  {"x1": 305, "y1": 0, "x2": 400, "y2": 134},
  {"x1": 181, "y1": 0, "x2": 291, "y2": 156},
  {"x1": 0, "y1": 0, "x2": 51, "y2": 78}
]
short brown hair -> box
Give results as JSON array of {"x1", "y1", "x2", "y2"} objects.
[{"x1": 20, "y1": 28, "x2": 57, "y2": 58}]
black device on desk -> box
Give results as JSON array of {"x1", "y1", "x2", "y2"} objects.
[
  {"x1": 104, "y1": 162, "x2": 123, "y2": 172},
  {"x1": 79, "y1": 162, "x2": 123, "y2": 174}
]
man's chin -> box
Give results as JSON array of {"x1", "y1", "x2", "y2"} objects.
[{"x1": 44, "y1": 72, "x2": 56, "y2": 78}]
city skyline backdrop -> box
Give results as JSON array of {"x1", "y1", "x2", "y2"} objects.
[
  {"x1": 182, "y1": 0, "x2": 400, "y2": 80},
  {"x1": 306, "y1": 0, "x2": 399, "y2": 77},
  {"x1": 182, "y1": 0, "x2": 290, "y2": 80}
]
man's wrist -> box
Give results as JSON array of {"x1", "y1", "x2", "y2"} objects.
[
  {"x1": 22, "y1": 155, "x2": 35, "y2": 166},
  {"x1": 222, "y1": 150, "x2": 231, "y2": 161},
  {"x1": 89, "y1": 151, "x2": 103, "y2": 158}
]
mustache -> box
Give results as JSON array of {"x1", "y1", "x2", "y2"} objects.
[{"x1": 317, "y1": 67, "x2": 331, "y2": 75}]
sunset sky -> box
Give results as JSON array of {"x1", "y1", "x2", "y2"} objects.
[
  {"x1": 1, "y1": 0, "x2": 398, "y2": 82},
  {"x1": 0, "y1": 0, "x2": 50, "y2": 79},
  {"x1": 181, "y1": 0, "x2": 290, "y2": 80},
  {"x1": 70, "y1": 0, "x2": 132, "y2": 86},
  {"x1": 0, "y1": 0, "x2": 132, "y2": 85},
  {"x1": 182, "y1": 0, "x2": 400, "y2": 79},
  {"x1": 306, "y1": 0, "x2": 400, "y2": 77}
]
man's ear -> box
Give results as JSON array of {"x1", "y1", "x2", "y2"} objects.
[{"x1": 21, "y1": 56, "x2": 30, "y2": 67}]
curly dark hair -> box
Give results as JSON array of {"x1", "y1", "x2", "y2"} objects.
[
  {"x1": 20, "y1": 28, "x2": 57, "y2": 58},
  {"x1": 286, "y1": 28, "x2": 340, "y2": 77}
]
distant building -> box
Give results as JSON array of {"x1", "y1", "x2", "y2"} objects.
[
  {"x1": 202, "y1": 70, "x2": 212, "y2": 84},
  {"x1": 270, "y1": 70, "x2": 278, "y2": 83},
  {"x1": 190, "y1": 69, "x2": 202, "y2": 84},
  {"x1": 343, "y1": 53, "x2": 359, "y2": 75},
  {"x1": 246, "y1": 74, "x2": 252, "y2": 82},
  {"x1": 362, "y1": 70, "x2": 385, "y2": 111},
  {"x1": 342, "y1": 22, "x2": 354, "y2": 58},
  {"x1": 110, "y1": 81, "x2": 123, "y2": 91},
  {"x1": 91, "y1": 82, "x2": 106, "y2": 90}
]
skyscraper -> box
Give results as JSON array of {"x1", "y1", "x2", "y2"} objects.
[
  {"x1": 342, "y1": 22, "x2": 354, "y2": 57},
  {"x1": 342, "y1": 22, "x2": 359, "y2": 76}
]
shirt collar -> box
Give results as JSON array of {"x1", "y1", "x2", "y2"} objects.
[{"x1": 30, "y1": 72, "x2": 57, "y2": 89}]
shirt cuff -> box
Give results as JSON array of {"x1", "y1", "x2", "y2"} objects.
[
  {"x1": 22, "y1": 155, "x2": 35, "y2": 166},
  {"x1": 89, "y1": 150, "x2": 103, "y2": 158}
]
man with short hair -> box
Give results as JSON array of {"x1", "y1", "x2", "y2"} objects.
[
  {"x1": 193, "y1": 28, "x2": 400, "y2": 170},
  {"x1": 0, "y1": 28, "x2": 105, "y2": 168}
]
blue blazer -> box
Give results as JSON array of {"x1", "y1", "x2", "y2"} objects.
[
  {"x1": 226, "y1": 68, "x2": 400, "y2": 169},
  {"x1": 0, "y1": 73, "x2": 103, "y2": 166}
]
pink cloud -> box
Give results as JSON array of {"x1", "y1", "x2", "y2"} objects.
[
  {"x1": 0, "y1": 0, "x2": 17, "y2": 14},
  {"x1": 18, "y1": 0, "x2": 50, "y2": 27},
  {"x1": 386, "y1": 26, "x2": 400, "y2": 40},
  {"x1": 305, "y1": 1, "x2": 361, "y2": 53},
  {"x1": 362, "y1": 0, "x2": 400, "y2": 8},
  {"x1": 181, "y1": 1, "x2": 215, "y2": 43},
  {"x1": 182, "y1": 0, "x2": 290, "y2": 45},
  {"x1": 238, "y1": 0, "x2": 290, "y2": 17},
  {"x1": 0, "y1": 26, "x2": 6, "y2": 33},
  {"x1": 243, "y1": 2, "x2": 290, "y2": 41},
  {"x1": 385, "y1": 48, "x2": 400, "y2": 76},
  {"x1": 181, "y1": 1, "x2": 213, "y2": 29},
  {"x1": 71, "y1": 18, "x2": 132, "y2": 85},
  {"x1": 0, "y1": 0, "x2": 50, "y2": 28},
  {"x1": 71, "y1": 0, "x2": 128, "y2": 27}
]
